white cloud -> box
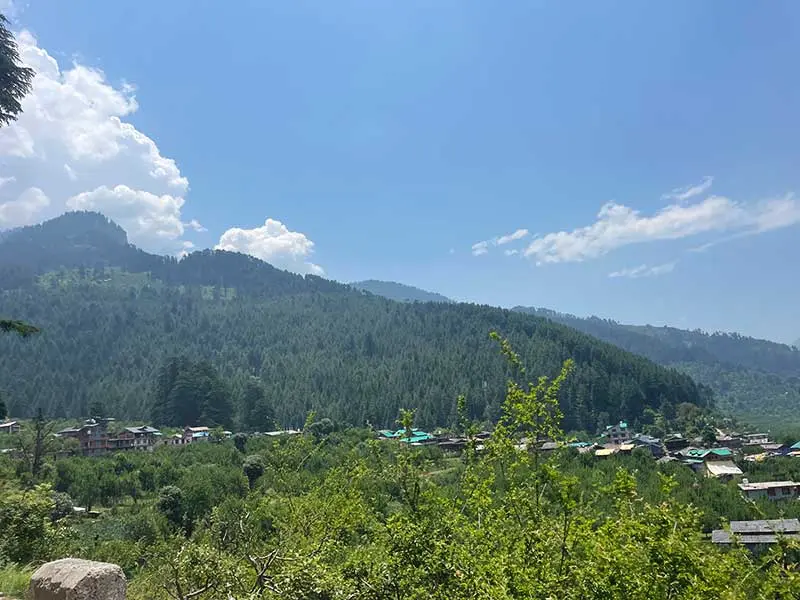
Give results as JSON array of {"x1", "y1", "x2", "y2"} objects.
[
  {"x1": 608, "y1": 261, "x2": 676, "y2": 279},
  {"x1": 471, "y1": 228, "x2": 529, "y2": 256},
  {"x1": 0, "y1": 186, "x2": 49, "y2": 226},
  {"x1": 471, "y1": 241, "x2": 489, "y2": 256},
  {"x1": 0, "y1": 29, "x2": 199, "y2": 253},
  {"x1": 185, "y1": 218, "x2": 207, "y2": 233},
  {"x1": 662, "y1": 176, "x2": 714, "y2": 202},
  {"x1": 523, "y1": 190, "x2": 800, "y2": 265},
  {"x1": 215, "y1": 219, "x2": 324, "y2": 276},
  {"x1": 496, "y1": 228, "x2": 529, "y2": 245},
  {"x1": 504, "y1": 249, "x2": 519, "y2": 256},
  {"x1": 67, "y1": 185, "x2": 187, "y2": 251}
]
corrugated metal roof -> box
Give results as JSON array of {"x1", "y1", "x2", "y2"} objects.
[
  {"x1": 595, "y1": 448, "x2": 618, "y2": 457},
  {"x1": 705, "y1": 461, "x2": 743, "y2": 476},
  {"x1": 730, "y1": 519, "x2": 800, "y2": 534},
  {"x1": 738, "y1": 481, "x2": 799, "y2": 492}
]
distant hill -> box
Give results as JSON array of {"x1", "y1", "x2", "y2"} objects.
[
  {"x1": 0, "y1": 212, "x2": 710, "y2": 432},
  {"x1": 794, "y1": 338, "x2": 800, "y2": 350},
  {"x1": 513, "y1": 306, "x2": 800, "y2": 424},
  {"x1": 352, "y1": 280, "x2": 452, "y2": 304}
]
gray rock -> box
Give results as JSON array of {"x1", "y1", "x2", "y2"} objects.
[{"x1": 30, "y1": 558, "x2": 126, "y2": 600}]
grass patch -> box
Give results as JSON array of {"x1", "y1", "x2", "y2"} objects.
[{"x1": 0, "y1": 563, "x2": 34, "y2": 598}]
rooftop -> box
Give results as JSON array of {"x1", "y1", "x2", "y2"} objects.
[
  {"x1": 738, "y1": 481, "x2": 799, "y2": 492},
  {"x1": 712, "y1": 519, "x2": 800, "y2": 545},
  {"x1": 705, "y1": 461, "x2": 743, "y2": 477},
  {"x1": 124, "y1": 426, "x2": 160, "y2": 434}
]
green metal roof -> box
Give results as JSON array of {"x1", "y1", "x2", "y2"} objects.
[{"x1": 686, "y1": 447, "x2": 732, "y2": 458}]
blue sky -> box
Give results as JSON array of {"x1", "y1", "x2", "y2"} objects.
[{"x1": 1, "y1": 1, "x2": 799, "y2": 343}]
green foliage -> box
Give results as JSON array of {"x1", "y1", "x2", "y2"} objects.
[
  {"x1": 242, "y1": 454, "x2": 265, "y2": 489},
  {"x1": 0, "y1": 484, "x2": 55, "y2": 564},
  {"x1": 0, "y1": 563, "x2": 34, "y2": 598},
  {"x1": 232, "y1": 432, "x2": 249, "y2": 453},
  {"x1": 0, "y1": 318, "x2": 38, "y2": 336},
  {"x1": 0, "y1": 13, "x2": 35, "y2": 128},
  {"x1": 156, "y1": 485, "x2": 185, "y2": 531},
  {"x1": 152, "y1": 357, "x2": 233, "y2": 428}
]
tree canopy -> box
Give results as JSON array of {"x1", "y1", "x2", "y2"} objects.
[{"x1": 0, "y1": 13, "x2": 34, "y2": 127}]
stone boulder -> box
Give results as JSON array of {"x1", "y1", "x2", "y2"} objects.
[{"x1": 30, "y1": 559, "x2": 126, "y2": 600}]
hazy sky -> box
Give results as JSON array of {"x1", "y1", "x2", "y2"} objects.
[{"x1": 1, "y1": 1, "x2": 798, "y2": 343}]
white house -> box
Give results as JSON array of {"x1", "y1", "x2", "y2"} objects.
[{"x1": 738, "y1": 480, "x2": 800, "y2": 502}]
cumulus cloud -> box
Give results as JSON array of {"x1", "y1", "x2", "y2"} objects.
[
  {"x1": 608, "y1": 261, "x2": 676, "y2": 279},
  {"x1": 215, "y1": 219, "x2": 324, "y2": 276},
  {"x1": 662, "y1": 176, "x2": 714, "y2": 202},
  {"x1": 0, "y1": 29, "x2": 200, "y2": 254},
  {"x1": 67, "y1": 185, "x2": 187, "y2": 248},
  {"x1": 523, "y1": 191, "x2": 800, "y2": 265},
  {"x1": 0, "y1": 187, "x2": 49, "y2": 226}
]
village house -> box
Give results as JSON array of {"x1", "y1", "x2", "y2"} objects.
[
  {"x1": 632, "y1": 434, "x2": 666, "y2": 458},
  {"x1": 743, "y1": 433, "x2": 770, "y2": 446},
  {"x1": 703, "y1": 460, "x2": 743, "y2": 480},
  {"x1": 108, "y1": 426, "x2": 161, "y2": 451},
  {"x1": 0, "y1": 420, "x2": 20, "y2": 434},
  {"x1": 712, "y1": 519, "x2": 800, "y2": 553},
  {"x1": 183, "y1": 426, "x2": 211, "y2": 443},
  {"x1": 57, "y1": 419, "x2": 161, "y2": 455},
  {"x1": 378, "y1": 428, "x2": 436, "y2": 445},
  {"x1": 663, "y1": 433, "x2": 690, "y2": 452},
  {"x1": 57, "y1": 418, "x2": 115, "y2": 456},
  {"x1": 738, "y1": 480, "x2": 800, "y2": 502},
  {"x1": 602, "y1": 421, "x2": 632, "y2": 445}
]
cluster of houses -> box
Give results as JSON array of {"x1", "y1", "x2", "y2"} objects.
[
  {"x1": 377, "y1": 421, "x2": 800, "y2": 505},
  {"x1": 52, "y1": 419, "x2": 233, "y2": 455}
]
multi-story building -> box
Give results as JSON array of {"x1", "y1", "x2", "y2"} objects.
[
  {"x1": 108, "y1": 426, "x2": 161, "y2": 451},
  {"x1": 57, "y1": 419, "x2": 160, "y2": 455},
  {"x1": 603, "y1": 421, "x2": 632, "y2": 445}
]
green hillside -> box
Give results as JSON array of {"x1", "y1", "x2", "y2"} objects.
[
  {"x1": 514, "y1": 307, "x2": 800, "y2": 425},
  {"x1": 0, "y1": 212, "x2": 711, "y2": 431}
]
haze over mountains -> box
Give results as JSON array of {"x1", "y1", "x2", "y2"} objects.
[
  {"x1": 351, "y1": 280, "x2": 453, "y2": 304},
  {"x1": 0, "y1": 211, "x2": 714, "y2": 431}
]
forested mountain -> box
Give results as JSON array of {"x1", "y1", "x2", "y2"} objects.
[
  {"x1": 513, "y1": 307, "x2": 800, "y2": 422},
  {"x1": 0, "y1": 213, "x2": 711, "y2": 432},
  {"x1": 351, "y1": 280, "x2": 452, "y2": 303}
]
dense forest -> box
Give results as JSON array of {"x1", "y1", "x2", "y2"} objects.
[
  {"x1": 0, "y1": 212, "x2": 711, "y2": 431},
  {"x1": 511, "y1": 307, "x2": 800, "y2": 424}
]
